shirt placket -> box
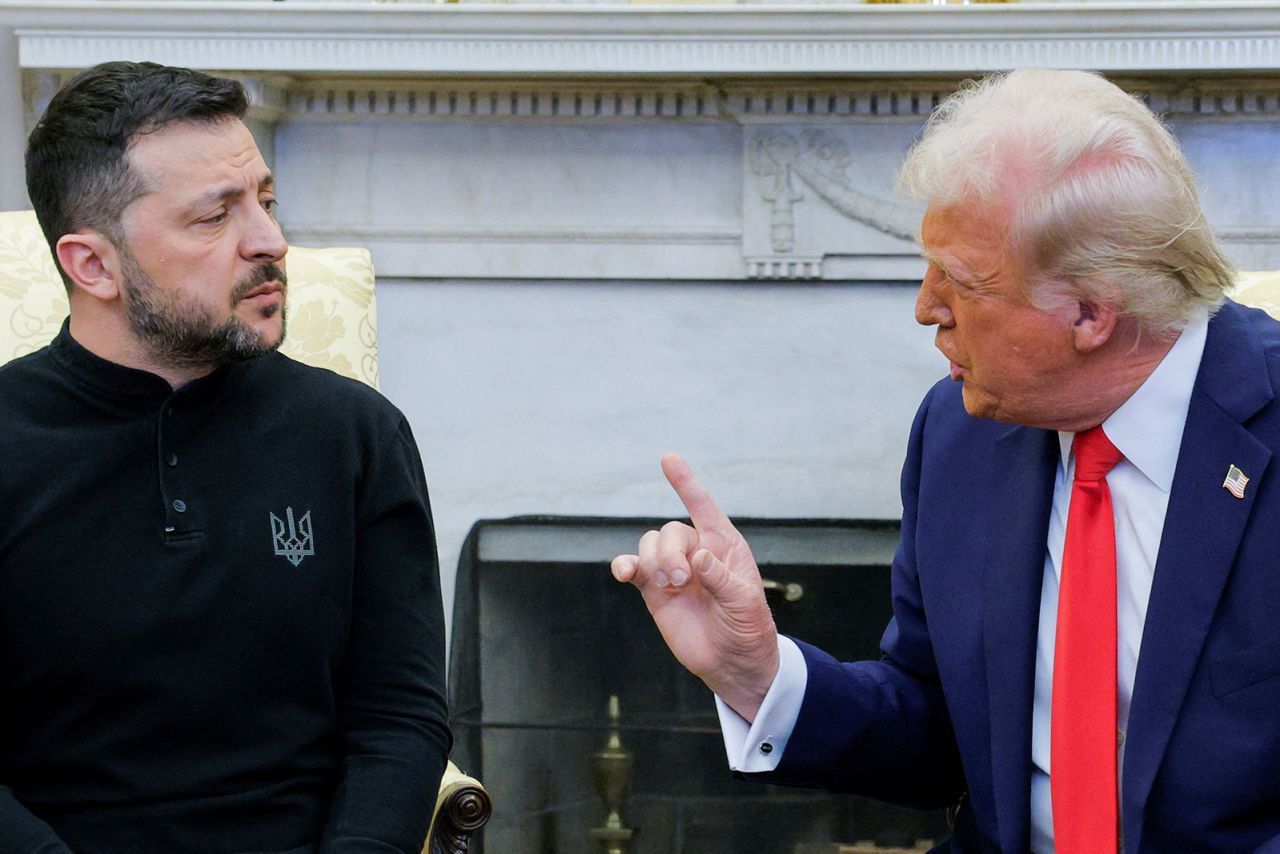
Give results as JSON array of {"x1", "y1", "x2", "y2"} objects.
[{"x1": 156, "y1": 395, "x2": 205, "y2": 539}]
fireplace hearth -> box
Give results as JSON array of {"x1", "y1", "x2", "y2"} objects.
[{"x1": 450, "y1": 516, "x2": 947, "y2": 854}]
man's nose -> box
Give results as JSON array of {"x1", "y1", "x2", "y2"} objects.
[
  {"x1": 915, "y1": 275, "x2": 954, "y2": 328},
  {"x1": 243, "y1": 206, "x2": 288, "y2": 266}
]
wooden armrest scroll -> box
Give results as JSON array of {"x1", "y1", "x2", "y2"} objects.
[{"x1": 425, "y1": 761, "x2": 493, "y2": 854}]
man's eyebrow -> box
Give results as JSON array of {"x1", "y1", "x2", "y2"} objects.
[
  {"x1": 922, "y1": 249, "x2": 973, "y2": 282},
  {"x1": 185, "y1": 173, "x2": 275, "y2": 215},
  {"x1": 921, "y1": 248, "x2": 949, "y2": 272}
]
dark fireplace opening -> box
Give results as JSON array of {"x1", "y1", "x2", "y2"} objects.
[{"x1": 450, "y1": 516, "x2": 948, "y2": 854}]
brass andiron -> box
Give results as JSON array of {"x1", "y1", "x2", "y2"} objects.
[{"x1": 589, "y1": 695, "x2": 635, "y2": 854}]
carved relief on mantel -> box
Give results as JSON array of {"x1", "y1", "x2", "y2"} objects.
[
  {"x1": 23, "y1": 71, "x2": 1280, "y2": 131},
  {"x1": 745, "y1": 127, "x2": 922, "y2": 280}
]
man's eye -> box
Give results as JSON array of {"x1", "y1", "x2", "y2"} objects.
[
  {"x1": 262, "y1": 199, "x2": 278, "y2": 216},
  {"x1": 202, "y1": 212, "x2": 227, "y2": 225}
]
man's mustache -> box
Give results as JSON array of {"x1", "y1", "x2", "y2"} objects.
[{"x1": 231, "y1": 264, "x2": 288, "y2": 304}]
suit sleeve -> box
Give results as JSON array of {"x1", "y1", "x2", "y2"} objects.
[
  {"x1": 321, "y1": 417, "x2": 452, "y2": 853},
  {"x1": 0, "y1": 789, "x2": 74, "y2": 853},
  {"x1": 745, "y1": 385, "x2": 965, "y2": 809}
]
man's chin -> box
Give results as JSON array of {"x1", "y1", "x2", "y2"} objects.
[
  {"x1": 236, "y1": 311, "x2": 287, "y2": 357},
  {"x1": 259, "y1": 319, "x2": 285, "y2": 351},
  {"x1": 959, "y1": 382, "x2": 996, "y2": 420},
  {"x1": 960, "y1": 385, "x2": 1034, "y2": 427},
  {"x1": 253, "y1": 327, "x2": 286, "y2": 359},
  {"x1": 192, "y1": 317, "x2": 285, "y2": 368}
]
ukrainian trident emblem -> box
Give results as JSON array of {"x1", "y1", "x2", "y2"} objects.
[{"x1": 270, "y1": 507, "x2": 314, "y2": 567}]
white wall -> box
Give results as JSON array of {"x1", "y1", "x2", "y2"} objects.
[{"x1": 375, "y1": 277, "x2": 945, "y2": 639}]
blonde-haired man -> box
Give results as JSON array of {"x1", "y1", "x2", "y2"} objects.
[{"x1": 614, "y1": 70, "x2": 1279, "y2": 853}]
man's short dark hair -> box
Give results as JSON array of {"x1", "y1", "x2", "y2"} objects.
[{"x1": 25, "y1": 61, "x2": 248, "y2": 285}]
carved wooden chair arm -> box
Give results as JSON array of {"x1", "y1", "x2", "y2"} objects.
[{"x1": 423, "y1": 761, "x2": 492, "y2": 854}]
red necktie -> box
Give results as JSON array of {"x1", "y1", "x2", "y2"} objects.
[{"x1": 1052, "y1": 426, "x2": 1124, "y2": 854}]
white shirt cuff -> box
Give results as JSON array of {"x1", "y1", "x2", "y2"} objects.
[{"x1": 715, "y1": 635, "x2": 807, "y2": 772}]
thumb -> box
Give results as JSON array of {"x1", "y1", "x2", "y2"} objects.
[{"x1": 692, "y1": 548, "x2": 734, "y2": 600}]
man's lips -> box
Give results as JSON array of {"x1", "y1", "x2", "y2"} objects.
[
  {"x1": 937, "y1": 345, "x2": 964, "y2": 380},
  {"x1": 241, "y1": 281, "x2": 283, "y2": 301}
]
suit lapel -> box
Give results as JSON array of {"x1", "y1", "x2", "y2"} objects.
[
  {"x1": 1123, "y1": 303, "x2": 1274, "y2": 848},
  {"x1": 983, "y1": 424, "x2": 1058, "y2": 853}
]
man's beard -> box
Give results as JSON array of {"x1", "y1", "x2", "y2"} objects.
[{"x1": 118, "y1": 248, "x2": 288, "y2": 371}]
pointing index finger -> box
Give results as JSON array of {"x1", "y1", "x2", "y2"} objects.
[{"x1": 661, "y1": 452, "x2": 732, "y2": 534}]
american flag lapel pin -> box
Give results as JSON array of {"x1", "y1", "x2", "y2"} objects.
[{"x1": 1223, "y1": 464, "x2": 1250, "y2": 500}]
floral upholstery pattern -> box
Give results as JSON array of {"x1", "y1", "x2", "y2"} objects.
[
  {"x1": 0, "y1": 210, "x2": 64, "y2": 362},
  {"x1": 0, "y1": 210, "x2": 379, "y2": 389}
]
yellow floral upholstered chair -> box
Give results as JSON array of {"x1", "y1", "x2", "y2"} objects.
[
  {"x1": 1233, "y1": 270, "x2": 1280, "y2": 320},
  {"x1": 0, "y1": 209, "x2": 382, "y2": 387},
  {"x1": 0, "y1": 209, "x2": 491, "y2": 854}
]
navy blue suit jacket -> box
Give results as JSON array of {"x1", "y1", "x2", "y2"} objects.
[{"x1": 757, "y1": 301, "x2": 1280, "y2": 853}]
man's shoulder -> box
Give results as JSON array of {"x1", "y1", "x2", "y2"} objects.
[
  {"x1": 1205, "y1": 300, "x2": 1280, "y2": 400},
  {"x1": 252, "y1": 351, "x2": 383, "y2": 395},
  {"x1": 1223, "y1": 299, "x2": 1280, "y2": 361},
  {"x1": 0, "y1": 344, "x2": 58, "y2": 402},
  {"x1": 243, "y1": 352, "x2": 407, "y2": 430}
]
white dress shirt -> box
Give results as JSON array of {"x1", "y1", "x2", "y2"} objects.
[{"x1": 718, "y1": 314, "x2": 1209, "y2": 853}]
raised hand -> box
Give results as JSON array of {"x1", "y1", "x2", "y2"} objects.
[{"x1": 611, "y1": 453, "x2": 779, "y2": 721}]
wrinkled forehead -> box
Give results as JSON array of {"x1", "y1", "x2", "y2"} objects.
[{"x1": 125, "y1": 117, "x2": 268, "y2": 193}]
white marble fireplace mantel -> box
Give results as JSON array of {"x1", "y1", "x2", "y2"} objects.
[
  {"x1": 5, "y1": 0, "x2": 1280, "y2": 281},
  {"x1": 6, "y1": 1, "x2": 1280, "y2": 76}
]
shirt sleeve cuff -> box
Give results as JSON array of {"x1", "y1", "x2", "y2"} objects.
[{"x1": 715, "y1": 635, "x2": 807, "y2": 772}]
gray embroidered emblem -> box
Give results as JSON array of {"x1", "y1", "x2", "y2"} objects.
[{"x1": 270, "y1": 507, "x2": 314, "y2": 567}]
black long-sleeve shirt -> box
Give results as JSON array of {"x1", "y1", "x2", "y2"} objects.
[{"x1": 0, "y1": 324, "x2": 450, "y2": 853}]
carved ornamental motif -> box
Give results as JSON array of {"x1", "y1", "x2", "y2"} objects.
[
  {"x1": 427, "y1": 781, "x2": 494, "y2": 854},
  {"x1": 745, "y1": 127, "x2": 922, "y2": 280}
]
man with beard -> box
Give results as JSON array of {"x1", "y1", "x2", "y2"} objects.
[{"x1": 0, "y1": 62, "x2": 451, "y2": 853}]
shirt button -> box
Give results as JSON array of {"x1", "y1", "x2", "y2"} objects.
[
  {"x1": 759, "y1": 741, "x2": 773, "y2": 755},
  {"x1": 167, "y1": 453, "x2": 178, "y2": 467},
  {"x1": 1117, "y1": 730, "x2": 1126, "y2": 748},
  {"x1": 165, "y1": 406, "x2": 175, "y2": 417},
  {"x1": 172, "y1": 499, "x2": 187, "y2": 513}
]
